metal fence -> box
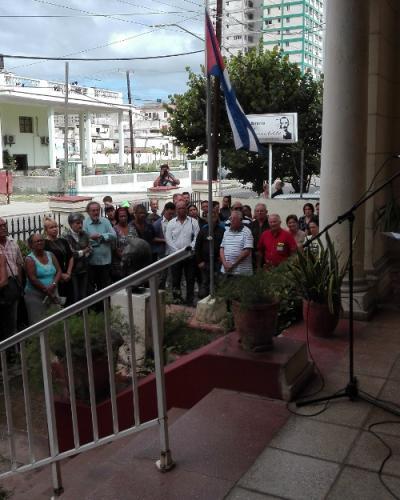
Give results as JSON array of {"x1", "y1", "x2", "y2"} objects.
[
  {"x1": 190, "y1": 192, "x2": 202, "y2": 210},
  {"x1": 5, "y1": 212, "x2": 63, "y2": 242},
  {"x1": 0, "y1": 247, "x2": 192, "y2": 496}
]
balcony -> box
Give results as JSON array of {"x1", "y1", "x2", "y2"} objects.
[{"x1": 0, "y1": 72, "x2": 123, "y2": 106}]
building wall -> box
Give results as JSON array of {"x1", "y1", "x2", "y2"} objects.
[
  {"x1": 263, "y1": 0, "x2": 324, "y2": 77},
  {"x1": 365, "y1": 0, "x2": 400, "y2": 276},
  {"x1": 209, "y1": 0, "x2": 263, "y2": 56},
  {"x1": 0, "y1": 103, "x2": 50, "y2": 168}
]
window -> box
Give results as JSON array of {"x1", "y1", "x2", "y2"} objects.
[
  {"x1": 286, "y1": 4, "x2": 290, "y2": 10},
  {"x1": 286, "y1": 41, "x2": 289, "y2": 47},
  {"x1": 19, "y1": 116, "x2": 33, "y2": 133},
  {"x1": 164, "y1": 112, "x2": 167, "y2": 118},
  {"x1": 286, "y1": 17, "x2": 290, "y2": 23}
]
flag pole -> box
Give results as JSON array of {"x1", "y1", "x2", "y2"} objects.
[{"x1": 205, "y1": 4, "x2": 215, "y2": 297}]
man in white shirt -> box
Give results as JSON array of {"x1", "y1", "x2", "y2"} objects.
[
  {"x1": 165, "y1": 201, "x2": 200, "y2": 306},
  {"x1": 220, "y1": 210, "x2": 253, "y2": 276}
]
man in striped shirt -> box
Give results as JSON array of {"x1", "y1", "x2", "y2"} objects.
[{"x1": 220, "y1": 210, "x2": 253, "y2": 276}]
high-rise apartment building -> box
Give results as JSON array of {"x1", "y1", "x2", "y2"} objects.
[
  {"x1": 209, "y1": 0, "x2": 263, "y2": 57},
  {"x1": 263, "y1": 0, "x2": 324, "y2": 77}
]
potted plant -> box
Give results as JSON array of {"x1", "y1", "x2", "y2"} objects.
[
  {"x1": 374, "y1": 188, "x2": 400, "y2": 233},
  {"x1": 217, "y1": 271, "x2": 281, "y2": 352},
  {"x1": 287, "y1": 233, "x2": 347, "y2": 337},
  {"x1": 26, "y1": 309, "x2": 125, "y2": 402}
]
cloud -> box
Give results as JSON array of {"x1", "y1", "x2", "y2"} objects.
[{"x1": 2, "y1": 0, "x2": 204, "y2": 101}]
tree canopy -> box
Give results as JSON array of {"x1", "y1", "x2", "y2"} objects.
[{"x1": 166, "y1": 46, "x2": 323, "y2": 193}]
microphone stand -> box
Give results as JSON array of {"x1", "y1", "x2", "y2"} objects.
[{"x1": 296, "y1": 168, "x2": 400, "y2": 415}]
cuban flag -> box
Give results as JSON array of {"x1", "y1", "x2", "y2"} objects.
[{"x1": 206, "y1": 10, "x2": 264, "y2": 154}]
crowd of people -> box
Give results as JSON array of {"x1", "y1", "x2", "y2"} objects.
[{"x1": 0, "y1": 187, "x2": 320, "y2": 337}]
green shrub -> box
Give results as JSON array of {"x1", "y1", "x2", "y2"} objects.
[
  {"x1": 25, "y1": 309, "x2": 126, "y2": 399},
  {"x1": 163, "y1": 311, "x2": 214, "y2": 354}
]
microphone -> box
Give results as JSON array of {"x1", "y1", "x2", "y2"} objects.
[{"x1": 392, "y1": 154, "x2": 400, "y2": 158}]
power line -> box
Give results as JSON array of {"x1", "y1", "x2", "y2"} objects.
[
  {"x1": 0, "y1": 11, "x2": 198, "y2": 18},
  {"x1": 8, "y1": 30, "x2": 157, "y2": 70},
  {"x1": 31, "y1": 0, "x2": 150, "y2": 28},
  {"x1": 147, "y1": 0, "x2": 202, "y2": 12},
  {"x1": 2, "y1": 49, "x2": 204, "y2": 61},
  {"x1": 32, "y1": 0, "x2": 202, "y2": 31},
  {"x1": 114, "y1": 0, "x2": 199, "y2": 17}
]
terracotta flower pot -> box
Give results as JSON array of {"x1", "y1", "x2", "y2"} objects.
[
  {"x1": 232, "y1": 300, "x2": 279, "y2": 352},
  {"x1": 302, "y1": 299, "x2": 339, "y2": 337}
]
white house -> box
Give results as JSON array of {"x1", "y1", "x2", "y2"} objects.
[{"x1": 0, "y1": 71, "x2": 131, "y2": 170}]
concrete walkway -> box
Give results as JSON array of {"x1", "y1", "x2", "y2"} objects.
[{"x1": 0, "y1": 201, "x2": 50, "y2": 217}]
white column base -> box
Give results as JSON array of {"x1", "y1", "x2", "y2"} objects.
[
  {"x1": 341, "y1": 278, "x2": 377, "y2": 320},
  {"x1": 111, "y1": 288, "x2": 166, "y2": 373}
]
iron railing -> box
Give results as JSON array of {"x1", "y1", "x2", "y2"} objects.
[
  {"x1": 5, "y1": 212, "x2": 63, "y2": 242},
  {"x1": 0, "y1": 247, "x2": 192, "y2": 496}
]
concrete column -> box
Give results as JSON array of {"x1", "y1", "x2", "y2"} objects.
[
  {"x1": 320, "y1": 0, "x2": 374, "y2": 318},
  {"x1": 0, "y1": 113, "x2": 3, "y2": 169},
  {"x1": 85, "y1": 113, "x2": 92, "y2": 169},
  {"x1": 118, "y1": 112, "x2": 124, "y2": 167},
  {"x1": 320, "y1": 0, "x2": 369, "y2": 278},
  {"x1": 47, "y1": 107, "x2": 57, "y2": 168},
  {"x1": 79, "y1": 113, "x2": 85, "y2": 164}
]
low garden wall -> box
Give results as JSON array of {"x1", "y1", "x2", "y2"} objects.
[{"x1": 13, "y1": 175, "x2": 63, "y2": 194}]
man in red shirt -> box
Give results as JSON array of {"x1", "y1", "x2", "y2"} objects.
[{"x1": 257, "y1": 214, "x2": 297, "y2": 269}]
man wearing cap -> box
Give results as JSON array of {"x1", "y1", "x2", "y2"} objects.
[
  {"x1": 63, "y1": 213, "x2": 92, "y2": 303},
  {"x1": 83, "y1": 201, "x2": 116, "y2": 296}
]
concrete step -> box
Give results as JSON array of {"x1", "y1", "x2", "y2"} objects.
[
  {"x1": 61, "y1": 389, "x2": 289, "y2": 500},
  {"x1": 2, "y1": 407, "x2": 187, "y2": 500}
]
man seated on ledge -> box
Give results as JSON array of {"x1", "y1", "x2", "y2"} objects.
[{"x1": 153, "y1": 164, "x2": 180, "y2": 187}]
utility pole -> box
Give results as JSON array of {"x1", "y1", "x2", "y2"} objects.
[
  {"x1": 126, "y1": 71, "x2": 135, "y2": 171},
  {"x1": 210, "y1": 0, "x2": 223, "y2": 181},
  {"x1": 64, "y1": 62, "x2": 69, "y2": 169}
]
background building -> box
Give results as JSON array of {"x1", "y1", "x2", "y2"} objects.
[
  {"x1": 263, "y1": 0, "x2": 324, "y2": 77},
  {"x1": 209, "y1": 0, "x2": 263, "y2": 56}
]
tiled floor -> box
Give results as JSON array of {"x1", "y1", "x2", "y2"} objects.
[{"x1": 228, "y1": 306, "x2": 400, "y2": 499}]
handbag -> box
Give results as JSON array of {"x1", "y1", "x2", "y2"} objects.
[{"x1": 0, "y1": 258, "x2": 23, "y2": 306}]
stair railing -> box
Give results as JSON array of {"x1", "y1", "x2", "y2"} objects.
[{"x1": 0, "y1": 247, "x2": 192, "y2": 497}]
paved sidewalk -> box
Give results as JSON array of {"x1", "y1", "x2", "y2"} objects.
[{"x1": 0, "y1": 201, "x2": 50, "y2": 217}]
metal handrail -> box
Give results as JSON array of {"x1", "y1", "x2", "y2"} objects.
[
  {"x1": 0, "y1": 246, "x2": 192, "y2": 496},
  {"x1": 0, "y1": 247, "x2": 192, "y2": 352}
]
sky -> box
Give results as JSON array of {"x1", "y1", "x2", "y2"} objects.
[{"x1": 1, "y1": 0, "x2": 206, "y2": 105}]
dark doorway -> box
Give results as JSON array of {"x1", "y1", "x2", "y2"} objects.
[{"x1": 14, "y1": 154, "x2": 28, "y2": 174}]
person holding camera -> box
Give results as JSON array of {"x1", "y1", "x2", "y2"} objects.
[{"x1": 153, "y1": 164, "x2": 180, "y2": 187}]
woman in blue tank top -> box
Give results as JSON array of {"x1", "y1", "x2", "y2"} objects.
[{"x1": 24, "y1": 233, "x2": 61, "y2": 325}]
